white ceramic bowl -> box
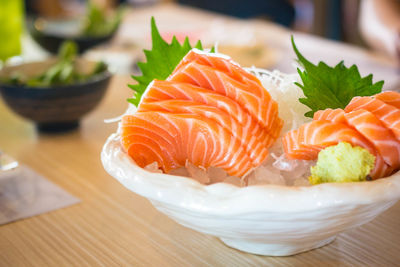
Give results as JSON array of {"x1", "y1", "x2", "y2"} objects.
[{"x1": 101, "y1": 133, "x2": 400, "y2": 256}]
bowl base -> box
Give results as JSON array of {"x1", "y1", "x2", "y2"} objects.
[
  {"x1": 37, "y1": 121, "x2": 79, "y2": 133},
  {"x1": 220, "y1": 236, "x2": 336, "y2": 256}
]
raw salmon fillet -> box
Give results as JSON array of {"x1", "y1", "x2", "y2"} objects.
[
  {"x1": 141, "y1": 80, "x2": 281, "y2": 148},
  {"x1": 344, "y1": 109, "x2": 400, "y2": 169},
  {"x1": 120, "y1": 50, "x2": 282, "y2": 177},
  {"x1": 284, "y1": 91, "x2": 400, "y2": 179},
  {"x1": 283, "y1": 120, "x2": 374, "y2": 158},
  {"x1": 139, "y1": 100, "x2": 268, "y2": 165},
  {"x1": 315, "y1": 107, "x2": 400, "y2": 169},
  {"x1": 173, "y1": 49, "x2": 264, "y2": 89},
  {"x1": 313, "y1": 108, "x2": 347, "y2": 124},
  {"x1": 282, "y1": 120, "x2": 392, "y2": 179},
  {"x1": 374, "y1": 91, "x2": 400, "y2": 109},
  {"x1": 345, "y1": 96, "x2": 400, "y2": 142},
  {"x1": 121, "y1": 112, "x2": 253, "y2": 176},
  {"x1": 168, "y1": 62, "x2": 280, "y2": 132}
]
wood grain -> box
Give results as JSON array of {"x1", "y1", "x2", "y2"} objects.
[{"x1": 1, "y1": 75, "x2": 399, "y2": 266}]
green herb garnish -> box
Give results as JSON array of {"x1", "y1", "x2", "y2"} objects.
[
  {"x1": 81, "y1": 1, "x2": 124, "y2": 37},
  {"x1": 2, "y1": 41, "x2": 107, "y2": 87},
  {"x1": 291, "y1": 36, "x2": 384, "y2": 118},
  {"x1": 33, "y1": 40, "x2": 78, "y2": 86},
  {"x1": 128, "y1": 17, "x2": 212, "y2": 106}
]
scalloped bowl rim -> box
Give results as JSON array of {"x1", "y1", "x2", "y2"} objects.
[{"x1": 101, "y1": 133, "x2": 400, "y2": 215}]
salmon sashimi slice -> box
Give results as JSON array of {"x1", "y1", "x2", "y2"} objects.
[
  {"x1": 121, "y1": 50, "x2": 284, "y2": 177},
  {"x1": 374, "y1": 91, "x2": 400, "y2": 109},
  {"x1": 139, "y1": 100, "x2": 269, "y2": 165},
  {"x1": 313, "y1": 108, "x2": 347, "y2": 124},
  {"x1": 172, "y1": 49, "x2": 263, "y2": 88},
  {"x1": 121, "y1": 115, "x2": 182, "y2": 170},
  {"x1": 312, "y1": 106, "x2": 399, "y2": 175},
  {"x1": 282, "y1": 129, "x2": 320, "y2": 160},
  {"x1": 345, "y1": 96, "x2": 400, "y2": 142},
  {"x1": 283, "y1": 120, "x2": 374, "y2": 159},
  {"x1": 171, "y1": 60, "x2": 265, "y2": 99},
  {"x1": 168, "y1": 62, "x2": 280, "y2": 132},
  {"x1": 344, "y1": 109, "x2": 400, "y2": 169},
  {"x1": 142, "y1": 80, "x2": 282, "y2": 147},
  {"x1": 121, "y1": 112, "x2": 253, "y2": 177},
  {"x1": 282, "y1": 119, "x2": 390, "y2": 179}
]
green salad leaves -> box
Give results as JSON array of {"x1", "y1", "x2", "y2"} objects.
[
  {"x1": 291, "y1": 36, "x2": 384, "y2": 118},
  {"x1": 2, "y1": 41, "x2": 107, "y2": 87},
  {"x1": 128, "y1": 17, "x2": 211, "y2": 106},
  {"x1": 82, "y1": 1, "x2": 124, "y2": 37}
]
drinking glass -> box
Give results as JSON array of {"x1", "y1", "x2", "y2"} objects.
[{"x1": 0, "y1": 0, "x2": 24, "y2": 62}]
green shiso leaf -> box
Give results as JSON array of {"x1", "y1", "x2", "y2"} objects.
[
  {"x1": 291, "y1": 36, "x2": 384, "y2": 118},
  {"x1": 128, "y1": 17, "x2": 211, "y2": 106}
]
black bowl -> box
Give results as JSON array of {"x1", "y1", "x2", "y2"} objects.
[
  {"x1": 29, "y1": 18, "x2": 117, "y2": 54},
  {"x1": 0, "y1": 59, "x2": 112, "y2": 132}
]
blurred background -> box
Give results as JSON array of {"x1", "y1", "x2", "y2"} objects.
[
  {"x1": 0, "y1": 0, "x2": 398, "y2": 70},
  {"x1": 0, "y1": 0, "x2": 398, "y2": 95},
  {"x1": 1, "y1": 0, "x2": 398, "y2": 131},
  {"x1": 20, "y1": 0, "x2": 399, "y2": 48}
]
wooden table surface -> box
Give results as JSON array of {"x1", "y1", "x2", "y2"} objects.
[{"x1": 2, "y1": 4, "x2": 400, "y2": 267}]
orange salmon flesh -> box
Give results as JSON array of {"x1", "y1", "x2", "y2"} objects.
[{"x1": 121, "y1": 50, "x2": 282, "y2": 177}]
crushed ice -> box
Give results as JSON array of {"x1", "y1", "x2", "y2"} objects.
[
  {"x1": 144, "y1": 148, "x2": 313, "y2": 187},
  {"x1": 143, "y1": 132, "x2": 314, "y2": 187}
]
